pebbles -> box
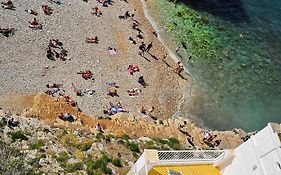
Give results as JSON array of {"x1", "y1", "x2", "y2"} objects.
[{"x1": 0, "y1": 0, "x2": 182, "y2": 119}]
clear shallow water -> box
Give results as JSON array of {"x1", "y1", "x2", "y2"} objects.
[{"x1": 154, "y1": 0, "x2": 281, "y2": 131}]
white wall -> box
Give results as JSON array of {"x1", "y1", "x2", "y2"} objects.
[{"x1": 222, "y1": 123, "x2": 281, "y2": 175}]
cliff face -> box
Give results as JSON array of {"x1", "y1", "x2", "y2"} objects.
[
  {"x1": 0, "y1": 92, "x2": 251, "y2": 174},
  {"x1": 24, "y1": 93, "x2": 248, "y2": 149}
]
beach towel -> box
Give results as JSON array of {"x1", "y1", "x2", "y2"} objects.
[{"x1": 109, "y1": 49, "x2": 116, "y2": 55}]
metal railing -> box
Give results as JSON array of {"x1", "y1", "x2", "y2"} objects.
[{"x1": 157, "y1": 150, "x2": 225, "y2": 164}]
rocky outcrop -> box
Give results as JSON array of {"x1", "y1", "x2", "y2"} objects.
[{"x1": 24, "y1": 93, "x2": 248, "y2": 149}]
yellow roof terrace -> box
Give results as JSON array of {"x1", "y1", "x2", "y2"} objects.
[{"x1": 149, "y1": 164, "x2": 221, "y2": 175}]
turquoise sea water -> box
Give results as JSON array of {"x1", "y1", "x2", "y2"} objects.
[{"x1": 154, "y1": 0, "x2": 281, "y2": 131}]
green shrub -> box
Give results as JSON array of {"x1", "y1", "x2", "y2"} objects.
[
  {"x1": 120, "y1": 134, "x2": 130, "y2": 141},
  {"x1": 0, "y1": 141, "x2": 28, "y2": 174},
  {"x1": 27, "y1": 169, "x2": 44, "y2": 175},
  {"x1": 0, "y1": 119, "x2": 7, "y2": 128},
  {"x1": 144, "y1": 141, "x2": 158, "y2": 149},
  {"x1": 42, "y1": 128, "x2": 50, "y2": 133},
  {"x1": 86, "y1": 154, "x2": 112, "y2": 174},
  {"x1": 100, "y1": 154, "x2": 111, "y2": 163},
  {"x1": 96, "y1": 132, "x2": 105, "y2": 141},
  {"x1": 56, "y1": 151, "x2": 70, "y2": 163},
  {"x1": 105, "y1": 135, "x2": 113, "y2": 143},
  {"x1": 40, "y1": 154, "x2": 46, "y2": 159},
  {"x1": 8, "y1": 131, "x2": 28, "y2": 142},
  {"x1": 79, "y1": 142, "x2": 92, "y2": 151},
  {"x1": 126, "y1": 142, "x2": 140, "y2": 153},
  {"x1": 167, "y1": 137, "x2": 181, "y2": 150},
  {"x1": 63, "y1": 162, "x2": 84, "y2": 173},
  {"x1": 152, "y1": 138, "x2": 168, "y2": 145},
  {"x1": 29, "y1": 157, "x2": 41, "y2": 168},
  {"x1": 29, "y1": 140, "x2": 45, "y2": 150},
  {"x1": 112, "y1": 158, "x2": 122, "y2": 167}
]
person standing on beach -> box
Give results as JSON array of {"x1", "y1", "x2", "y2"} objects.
[
  {"x1": 152, "y1": 30, "x2": 158, "y2": 37},
  {"x1": 124, "y1": 11, "x2": 130, "y2": 19},
  {"x1": 139, "y1": 42, "x2": 146, "y2": 56},
  {"x1": 145, "y1": 42, "x2": 153, "y2": 52},
  {"x1": 131, "y1": 9, "x2": 136, "y2": 20},
  {"x1": 176, "y1": 46, "x2": 181, "y2": 53},
  {"x1": 138, "y1": 76, "x2": 148, "y2": 87}
]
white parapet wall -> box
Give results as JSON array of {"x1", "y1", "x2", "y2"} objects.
[
  {"x1": 221, "y1": 123, "x2": 281, "y2": 175},
  {"x1": 127, "y1": 149, "x2": 227, "y2": 175}
]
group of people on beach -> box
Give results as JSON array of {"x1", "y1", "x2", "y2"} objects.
[{"x1": 2, "y1": 0, "x2": 187, "y2": 130}]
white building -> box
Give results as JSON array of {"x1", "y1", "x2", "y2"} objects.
[
  {"x1": 128, "y1": 123, "x2": 281, "y2": 175},
  {"x1": 221, "y1": 123, "x2": 281, "y2": 175}
]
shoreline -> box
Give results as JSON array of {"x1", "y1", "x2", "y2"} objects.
[
  {"x1": 140, "y1": 0, "x2": 203, "y2": 125},
  {"x1": 140, "y1": 0, "x2": 190, "y2": 75},
  {"x1": 145, "y1": 0, "x2": 281, "y2": 132}
]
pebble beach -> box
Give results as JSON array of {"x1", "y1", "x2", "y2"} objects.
[{"x1": 0, "y1": 0, "x2": 190, "y2": 119}]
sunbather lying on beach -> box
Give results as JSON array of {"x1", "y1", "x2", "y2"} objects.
[
  {"x1": 128, "y1": 37, "x2": 136, "y2": 44},
  {"x1": 8, "y1": 118, "x2": 20, "y2": 127},
  {"x1": 28, "y1": 18, "x2": 42, "y2": 29},
  {"x1": 59, "y1": 113, "x2": 75, "y2": 122},
  {"x1": 174, "y1": 61, "x2": 184, "y2": 74},
  {"x1": 25, "y1": 9, "x2": 37, "y2": 15},
  {"x1": 46, "y1": 83, "x2": 62, "y2": 88},
  {"x1": 203, "y1": 131, "x2": 217, "y2": 143},
  {"x1": 127, "y1": 88, "x2": 141, "y2": 96},
  {"x1": 47, "y1": 47, "x2": 55, "y2": 60},
  {"x1": 59, "y1": 92, "x2": 78, "y2": 107},
  {"x1": 136, "y1": 32, "x2": 143, "y2": 39},
  {"x1": 45, "y1": 83, "x2": 61, "y2": 96},
  {"x1": 49, "y1": 0, "x2": 63, "y2": 5},
  {"x1": 96, "y1": 0, "x2": 108, "y2": 6},
  {"x1": 59, "y1": 49, "x2": 68, "y2": 61},
  {"x1": 127, "y1": 65, "x2": 139, "y2": 75},
  {"x1": 132, "y1": 22, "x2": 139, "y2": 30},
  {"x1": 0, "y1": 27, "x2": 16, "y2": 37},
  {"x1": 1, "y1": 0, "x2": 14, "y2": 9},
  {"x1": 120, "y1": 0, "x2": 128, "y2": 3},
  {"x1": 83, "y1": 89, "x2": 95, "y2": 96},
  {"x1": 86, "y1": 36, "x2": 98, "y2": 44},
  {"x1": 41, "y1": 4, "x2": 53, "y2": 15},
  {"x1": 91, "y1": 6, "x2": 102, "y2": 17},
  {"x1": 108, "y1": 47, "x2": 116, "y2": 55},
  {"x1": 103, "y1": 102, "x2": 128, "y2": 115},
  {"x1": 107, "y1": 86, "x2": 119, "y2": 97},
  {"x1": 70, "y1": 83, "x2": 83, "y2": 96},
  {"x1": 106, "y1": 82, "x2": 119, "y2": 97},
  {"x1": 106, "y1": 82, "x2": 119, "y2": 88},
  {"x1": 49, "y1": 39, "x2": 63, "y2": 48},
  {"x1": 45, "y1": 88, "x2": 60, "y2": 96},
  {"x1": 77, "y1": 70, "x2": 93, "y2": 80}
]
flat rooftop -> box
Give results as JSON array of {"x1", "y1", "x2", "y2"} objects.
[{"x1": 149, "y1": 164, "x2": 221, "y2": 175}]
